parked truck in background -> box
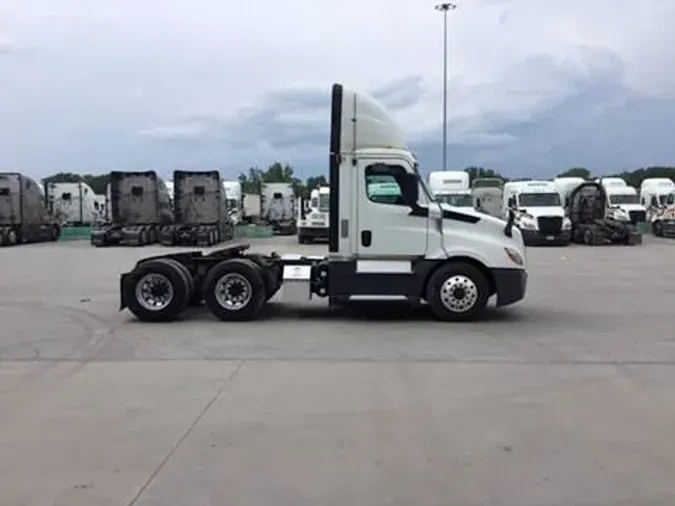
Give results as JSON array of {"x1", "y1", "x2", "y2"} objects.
[
  {"x1": 91, "y1": 171, "x2": 173, "y2": 247},
  {"x1": 428, "y1": 171, "x2": 474, "y2": 211},
  {"x1": 297, "y1": 186, "x2": 329, "y2": 243},
  {"x1": 596, "y1": 177, "x2": 646, "y2": 224},
  {"x1": 503, "y1": 180, "x2": 571, "y2": 246},
  {"x1": 471, "y1": 178, "x2": 503, "y2": 217},
  {"x1": 567, "y1": 181, "x2": 641, "y2": 245},
  {"x1": 261, "y1": 182, "x2": 296, "y2": 234},
  {"x1": 640, "y1": 178, "x2": 675, "y2": 237},
  {"x1": 553, "y1": 177, "x2": 586, "y2": 207},
  {"x1": 117, "y1": 82, "x2": 528, "y2": 324},
  {"x1": 243, "y1": 193, "x2": 261, "y2": 224},
  {"x1": 223, "y1": 181, "x2": 243, "y2": 226},
  {"x1": 45, "y1": 181, "x2": 100, "y2": 225},
  {"x1": 158, "y1": 170, "x2": 233, "y2": 247},
  {"x1": 0, "y1": 172, "x2": 61, "y2": 246}
]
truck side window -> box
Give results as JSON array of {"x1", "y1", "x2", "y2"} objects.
[{"x1": 365, "y1": 164, "x2": 407, "y2": 206}]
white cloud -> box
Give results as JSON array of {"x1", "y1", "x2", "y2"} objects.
[{"x1": 1, "y1": 0, "x2": 675, "y2": 177}]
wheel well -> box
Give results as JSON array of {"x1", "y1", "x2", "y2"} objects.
[{"x1": 422, "y1": 256, "x2": 496, "y2": 297}]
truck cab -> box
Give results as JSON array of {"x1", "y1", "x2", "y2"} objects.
[
  {"x1": 297, "y1": 186, "x2": 329, "y2": 243},
  {"x1": 119, "y1": 83, "x2": 528, "y2": 323},
  {"x1": 640, "y1": 178, "x2": 675, "y2": 237},
  {"x1": 471, "y1": 178, "x2": 503, "y2": 217},
  {"x1": 427, "y1": 171, "x2": 474, "y2": 211},
  {"x1": 503, "y1": 180, "x2": 571, "y2": 246},
  {"x1": 595, "y1": 178, "x2": 646, "y2": 224}
]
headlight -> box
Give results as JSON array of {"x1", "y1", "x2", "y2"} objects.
[
  {"x1": 562, "y1": 218, "x2": 571, "y2": 229},
  {"x1": 504, "y1": 247, "x2": 524, "y2": 266},
  {"x1": 518, "y1": 219, "x2": 537, "y2": 230}
]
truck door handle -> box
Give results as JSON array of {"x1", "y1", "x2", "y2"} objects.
[{"x1": 361, "y1": 230, "x2": 372, "y2": 247}]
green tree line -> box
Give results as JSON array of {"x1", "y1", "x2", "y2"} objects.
[{"x1": 40, "y1": 164, "x2": 675, "y2": 196}]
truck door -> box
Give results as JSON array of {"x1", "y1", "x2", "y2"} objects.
[{"x1": 357, "y1": 162, "x2": 428, "y2": 257}]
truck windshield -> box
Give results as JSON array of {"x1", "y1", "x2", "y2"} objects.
[
  {"x1": 518, "y1": 192, "x2": 560, "y2": 207},
  {"x1": 437, "y1": 194, "x2": 473, "y2": 207},
  {"x1": 667, "y1": 193, "x2": 675, "y2": 206},
  {"x1": 318, "y1": 194, "x2": 329, "y2": 212},
  {"x1": 609, "y1": 194, "x2": 638, "y2": 205},
  {"x1": 473, "y1": 179, "x2": 502, "y2": 189}
]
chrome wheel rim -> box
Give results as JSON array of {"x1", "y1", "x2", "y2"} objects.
[
  {"x1": 135, "y1": 273, "x2": 174, "y2": 311},
  {"x1": 214, "y1": 273, "x2": 252, "y2": 310},
  {"x1": 440, "y1": 275, "x2": 478, "y2": 313}
]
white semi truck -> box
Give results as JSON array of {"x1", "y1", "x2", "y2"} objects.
[
  {"x1": 223, "y1": 181, "x2": 243, "y2": 225},
  {"x1": 471, "y1": 178, "x2": 503, "y2": 217},
  {"x1": 261, "y1": 182, "x2": 296, "y2": 234},
  {"x1": 45, "y1": 181, "x2": 100, "y2": 225},
  {"x1": 503, "y1": 180, "x2": 571, "y2": 246},
  {"x1": 428, "y1": 171, "x2": 474, "y2": 211},
  {"x1": 297, "y1": 186, "x2": 329, "y2": 243},
  {"x1": 117, "y1": 83, "x2": 527, "y2": 323},
  {"x1": 640, "y1": 178, "x2": 675, "y2": 237},
  {"x1": 597, "y1": 177, "x2": 646, "y2": 224}
]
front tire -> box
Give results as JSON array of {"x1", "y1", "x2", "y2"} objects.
[
  {"x1": 202, "y1": 258, "x2": 266, "y2": 321},
  {"x1": 426, "y1": 262, "x2": 490, "y2": 322},
  {"x1": 653, "y1": 221, "x2": 664, "y2": 237}
]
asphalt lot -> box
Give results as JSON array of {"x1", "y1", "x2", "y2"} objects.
[{"x1": 1, "y1": 235, "x2": 675, "y2": 506}]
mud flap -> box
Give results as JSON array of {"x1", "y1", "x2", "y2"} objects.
[{"x1": 119, "y1": 273, "x2": 128, "y2": 310}]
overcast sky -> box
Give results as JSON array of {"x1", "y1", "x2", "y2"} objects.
[{"x1": 1, "y1": 0, "x2": 674, "y2": 181}]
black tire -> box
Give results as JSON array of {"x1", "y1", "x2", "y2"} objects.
[
  {"x1": 122, "y1": 259, "x2": 190, "y2": 322},
  {"x1": 157, "y1": 258, "x2": 195, "y2": 304},
  {"x1": 6, "y1": 229, "x2": 18, "y2": 246},
  {"x1": 202, "y1": 258, "x2": 266, "y2": 321},
  {"x1": 653, "y1": 221, "x2": 663, "y2": 237},
  {"x1": 425, "y1": 262, "x2": 490, "y2": 322},
  {"x1": 583, "y1": 229, "x2": 593, "y2": 245},
  {"x1": 50, "y1": 225, "x2": 60, "y2": 241}
]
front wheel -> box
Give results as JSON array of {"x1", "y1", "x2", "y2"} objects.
[
  {"x1": 653, "y1": 221, "x2": 663, "y2": 237},
  {"x1": 426, "y1": 262, "x2": 490, "y2": 322}
]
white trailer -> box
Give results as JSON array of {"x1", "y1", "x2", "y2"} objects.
[
  {"x1": 503, "y1": 180, "x2": 571, "y2": 246},
  {"x1": 297, "y1": 186, "x2": 329, "y2": 243},
  {"x1": 45, "y1": 181, "x2": 100, "y2": 225},
  {"x1": 118, "y1": 82, "x2": 528, "y2": 324},
  {"x1": 428, "y1": 171, "x2": 473, "y2": 211}
]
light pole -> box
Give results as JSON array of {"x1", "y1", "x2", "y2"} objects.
[{"x1": 435, "y1": 2, "x2": 456, "y2": 171}]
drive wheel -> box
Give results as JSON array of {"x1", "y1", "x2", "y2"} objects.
[
  {"x1": 653, "y1": 221, "x2": 664, "y2": 237},
  {"x1": 203, "y1": 258, "x2": 266, "y2": 321},
  {"x1": 426, "y1": 262, "x2": 490, "y2": 322},
  {"x1": 6, "y1": 229, "x2": 18, "y2": 246},
  {"x1": 583, "y1": 229, "x2": 594, "y2": 245},
  {"x1": 122, "y1": 259, "x2": 191, "y2": 322}
]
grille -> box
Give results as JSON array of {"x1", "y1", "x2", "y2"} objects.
[
  {"x1": 537, "y1": 216, "x2": 563, "y2": 235},
  {"x1": 629, "y1": 210, "x2": 646, "y2": 223}
]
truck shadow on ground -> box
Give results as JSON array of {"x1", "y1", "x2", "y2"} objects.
[{"x1": 124, "y1": 301, "x2": 528, "y2": 325}]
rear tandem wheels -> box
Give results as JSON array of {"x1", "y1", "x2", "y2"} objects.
[{"x1": 119, "y1": 244, "x2": 510, "y2": 323}]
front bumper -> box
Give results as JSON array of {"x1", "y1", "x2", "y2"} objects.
[
  {"x1": 662, "y1": 220, "x2": 675, "y2": 237},
  {"x1": 520, "y1": 228, "x2": 571, "y2": 246},
  {"x1": 491, "y1": 268, "x2": 527, "y2": 307}
]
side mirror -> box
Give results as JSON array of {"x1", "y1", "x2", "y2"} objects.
[
  {"x1": 651, "y1": 196, "x2": 658, "y2": 207},
  {"x1": 475, "y1": 198, "x2": 481, "y2": 209},
  {"x1": 508, "y1": 196, "x2": 516, "y2": 208},
  {"x1": 300, "y1": 197, "x2": 306, "y2": 219},
  {"x1": 400, "y1": 173, "x2": 419, "y2": 207}
]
